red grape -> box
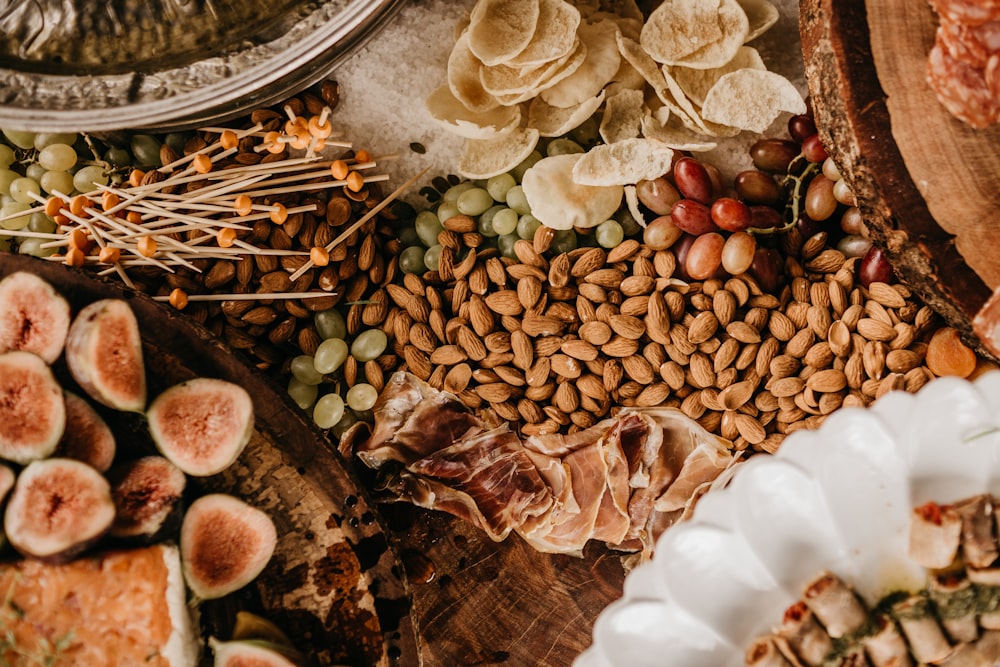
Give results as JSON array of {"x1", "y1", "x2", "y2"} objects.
[
  {"x1": 643, "y1": 215, "x2": 683, "y2": 250},
  {"x1": 858, "y1": 245, "x2": 894, "y2": 287},
  {"x1": 722, "y1": 231, "x2": 756, "y2": 275},
  {"x1": 805, "y1": 174, "x2": 837, "y2": 221},
  {"x1": 750, "y1": 247, "x2": 783, "y2": 293},
  {"x1": 671, "y1": 199, "x2": 718, "y2": 235},
  {"x1": 734, "y1": 170, "x2": 781, "y2": 206},
  {"x1": 636, "y1": 177, "x2": 681, "y2": 216},
  {"x1": 710, "y1": 197, "x2": 753, "y2": 232},
  {"x1": 788, "y1": 114, "x2": 818, "y2": 143},
  {"x1": 749, "y1": 139, "x2": 799, "y2": 172},
  {"x1": 686, "y1": 232, "x2": 724, "y2": 280},
  {"x1": 673, "y1": 234, "x2": 696, "y2": 281},
  {"x1": 673, "y1": 157, "x2": 713, "y2": 204},
  {"x1": 802, "y1": 134, "x2": 829, "y2": 163},
  {"x1": 749, "y1": 205, "x2": 783, "y2": 230}
]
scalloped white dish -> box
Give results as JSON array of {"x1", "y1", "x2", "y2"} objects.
[{"x1": 575, "y1": 372, "x2": 1000, "y2": 667}]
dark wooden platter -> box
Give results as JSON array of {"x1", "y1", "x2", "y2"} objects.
[
  {"x1": 799, "y1": 0, "x2": 1000, "y2": 357},
  {"x1": 1, "y1": 252, "x2": 625, "y2": 666},
  {"x1": 0, "y1": 252, "x2": 418, "y2": 667}
]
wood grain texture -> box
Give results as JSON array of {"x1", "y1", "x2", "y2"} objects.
[{"x1": 799, "y1": 0, "x2": 997, "y2": 355}]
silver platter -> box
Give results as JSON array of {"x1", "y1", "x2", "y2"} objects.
[{"x1": 0, "y1": 0, "x2": 408, "y2": 131}]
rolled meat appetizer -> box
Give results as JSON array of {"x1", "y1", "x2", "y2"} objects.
[
  {"x1": 956, "y1": 495, "x2": 998, "y2": 569},
  {"x1": 936, "y1": 643, "x2": 989, "y2": 667},
  {"x1": 745, "y1": 636, "x2": 799, "y2": 667},
  {"x1": 803, "y1": 571, "x2": 868, "y2": 639},
  {"x1": 974, "y1": 630, "x2": 1000, "y2": 662},
  {"x1": 862, "y1": 614, "x2": 913, "y2": 667},
  {"x1": 909, "y1": 502, "x2": 963, "y2": 569},
  {"x1": 964, "y1": 567, "x2": 1000, "y2": 629},
  {"x1": 929, "y1": 573, "x2": 979, "y2": 643},
  {"x1": 778, "y1": 601, "x2": 833, "y2": 666},
  {"x1": 893, "y1": 594, "x2": 955, "y2": 664}
]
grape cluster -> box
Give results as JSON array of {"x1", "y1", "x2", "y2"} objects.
[{"x1": 0, "y1": 129, "x2": 186, "y2": 257}]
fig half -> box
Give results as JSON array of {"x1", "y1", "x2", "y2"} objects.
[
  {"x1": 0, "y1": 270, "x2": 71, "y2": 364},
  {"x1": 180, "y1": 493, "x2": 276, "y2": 600},
  {"x1": 0, "y1": 351, "x2": 66, "y2": 464},
  {"x1": 4, "y1": 457, "x2": 116, "y2": 562},
  {"x1": 56, "y1": 391, "x2": 116, "y2": 472},
  {"x1": 147, "y1": 378, "x2": 254, "y2": 476},
  {"x1": 209, "y1": 639, "x2": 300, "y2": 667},
  {"x1": 65, "y1": 298, "x2": 147, "y2": 413},
  {"x1": 109, "y1": 456, "x2": 187, "y2": 540}
]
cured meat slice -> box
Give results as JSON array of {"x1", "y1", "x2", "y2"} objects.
[
  {"x1": 927, "y1": 29, "x2": 1000, "y2": 128},
  {"x1": 346, "y1": 372, "x2": 737, "y2": 558},
  {"x1": 939, "y1": 16, "x2": 1000, "y2": 67},
  {"x1": 930, "y1": 0, "x2": 1000, "y2": 25}
]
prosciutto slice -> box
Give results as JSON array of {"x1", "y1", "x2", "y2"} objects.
[{"x1": 345, "y1": 371, "x2": 737, "y2": 557}]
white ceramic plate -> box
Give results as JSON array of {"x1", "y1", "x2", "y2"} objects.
[{"x1": 575, "y1": 372, "x2": 1000, "y2": 667}]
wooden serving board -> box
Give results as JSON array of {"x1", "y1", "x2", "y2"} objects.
[
  {"x1": 0, "y1": 253, "x2": 419, "y2": 667},
  {"x1": 799, "y1": 0, "x2": 1000, "y2": 356}
]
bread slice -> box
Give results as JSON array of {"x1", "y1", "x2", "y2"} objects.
[{"x1": 0, "y1": 544, "x2": 198, "y2": 666}]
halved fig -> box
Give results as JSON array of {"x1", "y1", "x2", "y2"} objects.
[
  {"x1": 4, "y1": 457, "x2": 116, "y2": 562},
  {"x1": 0, "y1": 270, "x2": 71, "y2": 364},
  {"x1": 109, "y1": 456, "x2": 187, "y2": 540},
  {"x1": 0, "y1": 351, "x2": 66, "y2": 464},
  {"x1": 209, "y1": 638, "x2": 301, "y2": 667},
  {"x1": 147, "y1": 378, "x2": 254, "y2": 476},
  {"x1": 56, "y1": 391, "x2": 116, "y2": 472},
  {"x1": 65, "y1": 298, "x2": 146, "y2": 413},
  {"x1": 180, "y1": 493, "x2": 277, "y2": 600}
]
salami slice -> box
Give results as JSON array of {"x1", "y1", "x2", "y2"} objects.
[
  {"x1": 930, "y1": 0, "x2": 1000, "y2": 26},
  {"x1": 927, "y1": 29, "x2": 1000, "y2": 128}
]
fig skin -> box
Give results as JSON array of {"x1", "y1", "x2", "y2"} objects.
[
  {"x1": 0, "y1": 271, "x2": 71, "y2": 364},
  {"x1": 65, "y1": 298, "x2": 147, "y2": 413},
  {"x1": 4, "y1": 458, "x2": 116, "y2": 563},
  {"x1": 56, "y1": 391, "x2": 116, "y2": 473},
  {"x1": 0, "y1": 351, "x2": 66, "y2": 464},
  {"x1": 180, "y1": 493, "x2": 276, "y2": 601},
  {"x1": 108, "y1": 456, "x2": 187, "y2": 541},
  {"x1": 147, "y1": 378, "x2": 254, "y2": 477}
]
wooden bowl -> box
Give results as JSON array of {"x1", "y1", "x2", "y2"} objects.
[{"x1": 799, "y1": 0, "x2": 1000, "y2": 358}]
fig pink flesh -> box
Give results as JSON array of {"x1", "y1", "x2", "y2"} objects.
[
  {"x1": 91, "y1": 311, "x2": 145, "y2": 408},
  {"x1": 0, "y1": 272, "x2": 71, "y2": 364},
  {"x1": 59, "y1": 393, "x2": 116, "y2": 472},
  {"x1": 0, "y1": 352, "x2": 65, "y2": 463}
]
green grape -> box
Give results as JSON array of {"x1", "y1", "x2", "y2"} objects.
[
  {"x1": 506, "y1": 185, "x2": 531, "y2": 215},
  {"x1": 0, "y1": 145, "x2": 13, "y2": 169},
  {"x1": 551, "y1": 229, "x2": 578, "y2": 253},
  {"x1": 477, "y1": 204, "x2": 505, "y2": 237},
  {"x1": 568, "y1": 116, "x2": 600, "y2": 146},
  {"x1": 28, "y1": 212, "x2": 55, "y2": 233},
  {"x1": 415, "y1": 209, "x2": 444, "y2": 247},
  {"x1": 130, "y1": 134, "x2": 162, "y2": 167},
  {"x1": 290, "y1": 355, "x2": 325, "y2": 385},
  {"x1": 33, "y1": 132, "x2": 77, "y2": 150},
  {"x1": 516, "y1": 214, "x2": 542, "y2": 240},
  {"x1": 313, "y1": 337, "x2": 349, "y2": 374},
  {"x1": 0, "y1": 169, "x2": 18, "y2": 196},
  {"x1": 9, "y1": 177, "x2": 40, "y2": 205},
  {"x1": 511, "y1": 150, "x2": 542, "y2": 182},
  {"x1": 498, "y1": 232, "x2": 519, "y2": 259},
  {"x1": 351, "y1": 329, "x2": 387, "y2": 362},
  {"x1": 72, "y1": 165, "x2": 108, "y2": 193},
  {"x1": 37, "y1": 143, "x2": 77, "y2": 172},
  {"x1": 546, "y1": 138, "x2": 585, "y2": 156},
  {"x1": 40, "y1": 171, "x2": 74, "y2": 195},
  {"x1": 424, "y1": 244, "x2": 442, "y2": 271},
  {"x1": 615, "y1": 209, "x2": 643, "y2": 238},
  {"x1": 314, "y1": 308, "x2": 347, "y2": 340},
  {"x1": 287, "y1": 377, "x2": 319, "y2": 410},
  {"x1": 442, "y1": 181, "x2": 476, "y2": 203},
  {"x1": 15, "y1": 237, "x2": 54, "y2": 257},
  {"x1": 436, "y1": 200, "x2": 460, "y2": 225},
  {"x1": 397, "y1": 226, "x2": 421, "y2": 247},
  {"x1": 164, "y1": 132, "x2": 188, "y2": 156},
  {"x1": 313, "y1": 393, "x2": 346, "y2": 429},
  {"x1": 2, "y1": 129, "x2": 35, "y2": 149},
  {"x1": 1, "y1": 202, "x2": 31, "y2": 230},
  {"x1": 492, "y1": 207, "x2": 519, "y2": 236},
  {"x1": 346, "y1": 383, "x2": 378, "y2": 412},
  {"x1": 25, "y1": 163, "x2": 46, "y2": 182},
  {"x1": 400, "y1": 245, "x2": 427, "y2": 274},
  {"x1": 486, "y1": 173, "x2": 516, "y2": 203},
  {"x1": 456, "y1": 187, "x2": 493, "y2": 216},
  {"x1": 595, "y1": 220, "x2": 625, "y2": 248},
  {"x1": 329, "y1": 409, "x2": 358, "y2": 439},
  {"x1": 104, "y1": 147, "x2": 132, "y2": 167}
]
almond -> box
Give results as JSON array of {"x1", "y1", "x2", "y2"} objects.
[
  {"x1": 735, "y1": 413, "x2": 766, "y2": 444},
  {"x1": 635, "y1": 383, "x2": 670, "y2": 408},
  {"x1": 602, "y1": 336, "x2": 640, "y2": 358},
  {"x1": 571, "y1": 247, "x2": 606, "y2": 277},
  {"x1": 517, "y1": 276, "x2": 543, "y2": 310},
  {"x1": 403, "y1": 345, "x2": 432, "y2": 380},
  {"x1": 622, "y1": 356, "x2": 654, "y2": 385},
  {"x1": 511, "y1": 329, "x2": 533, "y2": 370},
  {"x1": 586, "y1": 268, "x2": 626, "y2": 289},
  {"x1": 868, "y1": 281, "x2": 907, "y2": 309},
  {"x1": 561, "y1": 338, "x2": 600, "y2": 361},
  {"x1": 806, "y1": 368, "x2": 847, "y2": 393},
  {"x1": 430, "y1": 345, "x2": 468, "y2": 366},
  {"x1": 521, "y1": 315, "x2": 565, "y2": 337},
  {"x1": 477, "y1": 383, "x2": 514, "y2": 403},
  {"x1": 548, "y1": 253, "x2": 572, "y2": 288},
  {"x1": 494, "y1": 366, "x2": 526, "y2": 387},
  {"x1": 687, "y1": 311, "x2": 719, "y2": 344},
  {"x1": 620, "y1": 275, "x2": 656, "y2": 296},
  {"x1": 726, "y1": 321, "x2": 761, "y2": 344},
  {"x1": 443, "y1": 363, "x2": 473, "y2": 394},
  {"x1": 604, "y1": 358, "x2": 624, "y2": 392},
  {"x1": 607, "y1": 239, "x2": 641, "y2": 263},
  {"x1": 550, "y1": 353, "x2": 582, "y2": 378},
  {"x1": 485, "y1": 290, "x2": 523, "y2": 316},
  {"x1": 857, "y1": 317, "x2": 897, "y2": 342},
  {"x1": 513, "y1": 239, "x2": 547, "y2": 268},
  {"x1": 609, "y1": 314, "x2": 645, "y2": 340},
  {"x1": 554, "y1": 383, "x2": 580, "y2": 413},
  {"x1": 579, "y1": 321, "x2": 613, "y2": 346},
  {"x1": 409, "y1": 323, "x2": 438, "y2": 353},
  {"x1": 769, "y1": 376, "x2": 805, "y2": 397},
  {"x1": 576, "y1": 374, "x2": 609, "y2": 402},
  {"x1": 533, "y1": 225, "x2": 555, "y2": 255},
  {"x1": 457, "y1": 325, "x2": 487, "y2": 361}
]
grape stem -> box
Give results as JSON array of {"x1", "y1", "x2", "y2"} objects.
[{"x1": 747, "y1": 154, "x2": 819, "y2": 236}]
